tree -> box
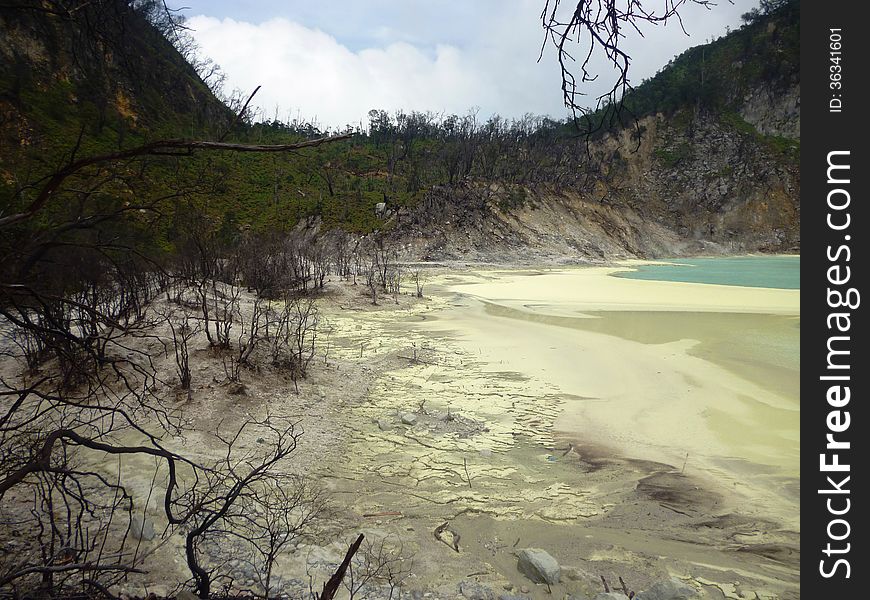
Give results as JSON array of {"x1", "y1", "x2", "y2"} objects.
[
  {"x1": 539, "y1": 0, "x2": 713, "y2": 133},
  {"x1": 0, "y1": 130, "x2": 351, "y2": 596},
  {"x1": 741, "y1": 0, "x2": 790, "y2": 24}
]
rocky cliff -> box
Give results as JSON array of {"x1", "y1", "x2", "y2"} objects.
[
  {"x1": 393, "y1": 2, "x2": 800, "y2": 262},
  {"x1": 1, "y1": 1, "x2": 799, "y2": 264}
]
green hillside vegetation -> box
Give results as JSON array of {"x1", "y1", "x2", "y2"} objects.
[
  {"x1": 1, "y1": 0, "x2": 799, "y2": 272},
  {"x1": 623, "y1": 0, "x2": 797, "y2": 117},
  {"x1": 0, "y1": 2, "x2": 801, "y2": 595},
  {"x1": 582, "y1": 0, "x2": 798, "y2": 153}
]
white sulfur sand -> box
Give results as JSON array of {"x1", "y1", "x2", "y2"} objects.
[
  {"x1": 22, "y1": 263, "x2": 798, "y2": 599},
  {"x1": 427, "y1": 265, "x2": 800, "y2": 527}
]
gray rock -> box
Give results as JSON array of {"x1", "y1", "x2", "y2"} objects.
[
  {"x1": 562, "y1": 566, "x2": 588, "y2": 581},
  {"x1": 498, "y1": 595, "x2": 530, "y2": 600},
  {"x1": 377, "y1": 419, "x2": 392, "y2": 431},
  {"x1": 635, "y1": 578, "x2": 699, "y2": 600},
  {"x1": 460, "y1": 581, "x2": 495, "y2": 600},
  {"x1": 594, "y1": 594, "x2": 629, "y2": 600},
  {"x1": 130, "y1": 515, "x2": 155, "y2": 541},
  {"x1": 517, "y1": 548, "x2": 560, "y2": 584},
  {"x1": 401, "y1": 412, "x2": 418, "y2": 425}
]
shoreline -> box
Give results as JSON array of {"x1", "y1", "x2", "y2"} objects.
[
  {"x1": 8, "y1": 260, "x2": 799, "y2": 599},
  {"x1": 307, "y1": 260, "x2": 800, "y2": 599}
]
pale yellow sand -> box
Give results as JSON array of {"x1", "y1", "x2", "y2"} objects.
[
  {"x1": 443, "y1": 265, "x2": 800, "y2": 314},
  {"x1": 426, "y1": 265, "x2": 800, "y2": 526}
]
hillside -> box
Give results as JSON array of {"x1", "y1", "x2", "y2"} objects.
[
  {"x1": 0, "y1": 1, "x2": 232, "y2": 161},
  {"x1": 1, "y1": 0, "x2": 799, "y2": 266},
  {"x1": 391, "y1": 0, "x2": 800, "y2": 261},
  {"x1": 0, "y1": 3, "x2": 802, "y2": 598}
]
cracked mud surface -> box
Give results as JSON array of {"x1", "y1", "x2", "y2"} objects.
[
  {"x1": 20, "y1": 263, "x2": 798, "y2": 599},
  {"x1": 307, "y1": 265, "x2": 800, "y2": 599}
]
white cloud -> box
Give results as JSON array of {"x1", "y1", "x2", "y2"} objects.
[
  {"x1": 185, "y1": 1, "x2": 750, "y2": 129},
  {"x1": 188, "y1": 15, "x2": 508, "y2": 127}
]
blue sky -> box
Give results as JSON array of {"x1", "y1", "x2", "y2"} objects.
[{"x1": 167, "y1": 1, "x2": 752, "y2": 128}]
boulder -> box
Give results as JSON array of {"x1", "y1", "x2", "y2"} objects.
[
  {"x1": 562, "y1": 566, "x2": 589, "y2": 582},
  {"x1": 517, "y1": 548, "x2": 560, "y2": 584},
  {"x1": 594, "y1": 594, "x2": 629, "y2": 600},
  {"x1": 377, "y1": 419, "x2": 392, "y2": 431},
  {"x1": 401, "y1": 412, "x2": 418, "y2": 425},
  {"x1": 130, "y1": 515, "x2": 155, "y2": 541},
  {"x1": 459, "y1": 581, "x2": 495, "y2": 599},
  {"x1": 635, "y1": 578, "x2": 699, "y2": 600}
]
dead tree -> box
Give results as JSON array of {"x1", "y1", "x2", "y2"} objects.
[
  {"x1": 341, "y1": 534, "x2": 413, "y2": 600},
  {"x1": 0, "y1": 83, "x2": 351, "y2": 594},
  {"x1": 365, "y1": 263, "x2": 379, "y2": 306},
  {"x1": 411, "y1": 270, "x2": 424, "y2": 298},
  {"x1": 223, "y1": 475, "x2": 327, "y2": 598},
  {"x1": 539, "y1": 0, "x2": 712, "y2": 133},
  {"x1": 164, "y1": 308, "x2": 200, "y2": 390}
]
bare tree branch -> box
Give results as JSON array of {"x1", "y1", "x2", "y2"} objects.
[
  {"x1": 0, "y1": 133, "x2": 354, "y2": 229},
  {"x1": 539, "y1": 0, "x2": 713, "y2": 133}
]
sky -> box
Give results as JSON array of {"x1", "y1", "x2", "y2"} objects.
[{"x1": 166, "y1": 1, "x2": 753, "y2": 129}]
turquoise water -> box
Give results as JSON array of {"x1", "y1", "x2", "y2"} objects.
[{"x1": 614, "y1": 255, "x2": 800, "y2": 289}]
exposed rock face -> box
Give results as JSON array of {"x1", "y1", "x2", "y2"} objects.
[
  {"x1": 398, "y1": 102, "x2": 798, "y2": 263},
  {"x1": 516, "y1": 548, "x2": 561, "y2": 584},
  {"x1": 740, "y1": 83, "x2": 800, "y2": 139},
  {"x1": 592, "y1": 111, "x2": 799, "y2": 253}
]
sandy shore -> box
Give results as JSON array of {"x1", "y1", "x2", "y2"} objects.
[
  {"x1": 13, "y1": 262, "x2": 798, "y2": 599},
  {"x1": 436, "y1": 266, "x2": 799, "y2": 472},
  {"x1": 306, "y1": 263, "x2": 800, "y2": 599}
]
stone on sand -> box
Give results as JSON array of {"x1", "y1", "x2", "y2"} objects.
[
  {"x1": 459, "y1": 580, "x2": 495, "y2": 599},
  {"x1": 130, "y1": 515, "x2": 155, "y2": 541},
  {"x1": 635, "y1": 578, "x2": 699, "y2": 600},
  {"x1": 517, "y1": 548, "x2": 560, "y2": 584}
]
